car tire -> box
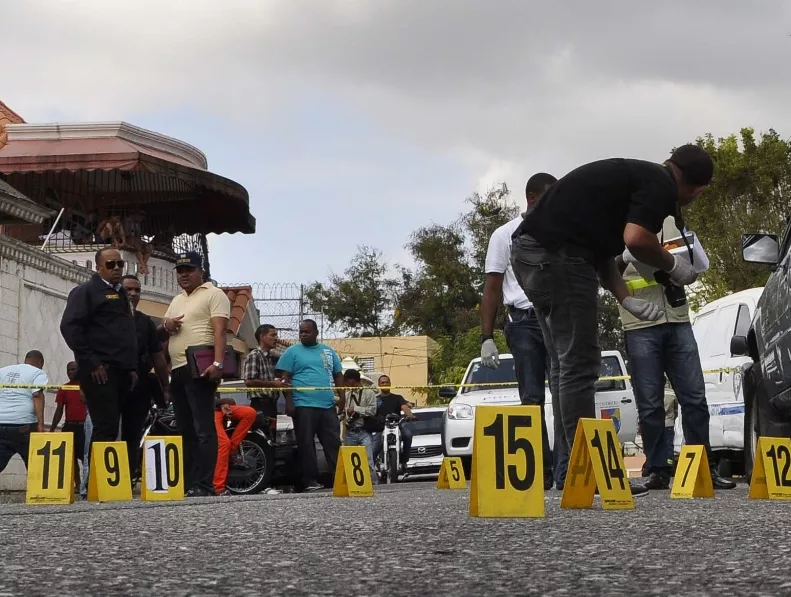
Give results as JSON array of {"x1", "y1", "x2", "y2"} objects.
[
  {"x1": 461, "y1": 456, "x2": 472, "y2": 480},
  {"x1": 441, "y1": 412, "x2": 449, "y2": 457},
  {"x1": 743, "y1": 363, "x2": 760, "y2": 483}
]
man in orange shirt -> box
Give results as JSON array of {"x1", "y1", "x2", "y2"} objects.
[
  {"x1": 50, "y1": 361, "x2": 87, "y2": 489},
  {"x1": 213, "y1": 397, "x2": 257, "y2": 496}
]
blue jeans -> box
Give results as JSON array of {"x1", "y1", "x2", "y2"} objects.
[
  {"x1": 503, "y1": 307, "x2": 557, "y2": 478},
  {"x1": 344, "y1": 428, "x2": 378, "y2": 484},
  {"x1": 625, "y1": 322, "x2": 711, "y2": 474}
]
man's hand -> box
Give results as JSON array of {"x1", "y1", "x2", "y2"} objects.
[
  {"x1": 346, "y1": 406, "x2": 355, "y2": 417},
  {"x1": 163, "y1": 315, "x2": 184, "y2": 335},
  {"x1": 163, "y1": 388, "x2": 172, "y2": 405},
  {"x1": 221, "y1": 403, "x2": 232, "y2": 416},
  {"x1": 201, "y1": 364, "x2": 222, "y2": 382},
  {"x1": 274, "y1": 378, "x2": 291, "y2": 390},
  {"x1": 668, "y1": 254, "x2": 698, "y2": 286},
  {"x1": 129, "y1": 371, "x2": 138, "y2": 390},
  {"x1": 622, "y1": 297, "x2": 664, "y2": 322},
  {"x1": 285, "y1": 399, "x2": 295, "y2": 418},
  {"x1": 37, "y1": 423, "x2": 45, "y2": 433},
  {"x1": 481, "y1": 339, "x2": 500, "y2": 369},
  {"x1": 91, "y1": 365, "x2": 108, "y2": 385}
]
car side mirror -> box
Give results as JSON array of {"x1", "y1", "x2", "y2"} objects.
[
  {"x1": 730, "y1": 335, "x2": 749, "y2": 357},
  {"x1": 742, "y1": 233, "x2": 780, "y2": 265},
  {"x1": 438, "y1": 386, "x2": 457, "y2": 399}
]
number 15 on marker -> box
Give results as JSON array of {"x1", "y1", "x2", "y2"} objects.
[{"x1": 470, "y1": 405, "x2": 545, "y2": 518}]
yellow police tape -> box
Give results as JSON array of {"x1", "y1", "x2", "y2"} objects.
[{"x1": 0, "y1": 367, "x2": 744, "y2": 393}]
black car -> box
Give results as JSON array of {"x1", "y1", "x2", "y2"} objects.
[{"x1": 732, "y1": 223, "x2": 791, "y2": 477}]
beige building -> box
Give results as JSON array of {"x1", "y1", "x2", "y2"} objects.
[{"x1": 324, "y1": 336, "x2": 438, "y2": 405}]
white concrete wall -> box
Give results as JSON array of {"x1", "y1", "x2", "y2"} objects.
[{"x1": 0, "y1": 237, "x2": 91, "y2": 490}]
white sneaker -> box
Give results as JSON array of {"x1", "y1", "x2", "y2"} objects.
[{"x1": 262, "y1": 487, "x2": 282, "y2": 495}]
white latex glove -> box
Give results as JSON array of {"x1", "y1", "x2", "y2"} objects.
[
  {"x1": 668, "y1": 254, "x2": 698, "y2": 286},
  {"x1": 622, "y1": 248, "x2": 637, "y2": 264},
  {"x1": 622, "y1": 297, "x2": 664, "y2": 322},
  {"x1": 481, "y1": 339, "x2": 500, "y2": 368}
]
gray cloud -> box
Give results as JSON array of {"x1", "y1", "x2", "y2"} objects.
[{"x1": 3, "y1": 1, "x2": 790, "y2": 206}]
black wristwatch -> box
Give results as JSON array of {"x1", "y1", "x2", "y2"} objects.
[{"x1": 480, "y1": 334, "x2": 493, "y2": 344}]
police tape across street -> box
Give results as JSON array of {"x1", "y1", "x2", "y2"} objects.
[{"x1": 0, "y1": 366, "x2": 745, "y2": 393}]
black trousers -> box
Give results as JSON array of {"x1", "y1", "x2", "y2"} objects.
[
  {"x1": 292, "y1": 406, "x2": 341, "y2": 487},
  {"x1": 170, "y1": 366, "x2": 218, "y2": 493},
  {"x1": 121, "y1": 376, "x2": 154, "y2": 479},
  {"x1": 0, "y1": 424, "x2": 32, "y2": 472},
  {"x1": 80, "y1": 367, "x2": 134, "y2": 448}
]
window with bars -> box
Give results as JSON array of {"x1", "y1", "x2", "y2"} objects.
[{"x1": 357, "y1": 357, "x2": 376, "y2": 373}]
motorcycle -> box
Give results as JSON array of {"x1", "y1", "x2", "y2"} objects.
[
  {"x1": 378, "y1": 413, "x2": 406, "y2": 484},
  {"x1": 135, "y1": 404, "x2": 275, "y2": 495}
]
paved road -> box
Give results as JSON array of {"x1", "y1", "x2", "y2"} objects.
[{"x1": 0, "y1": 482, "x2": 789, "y2": 596}]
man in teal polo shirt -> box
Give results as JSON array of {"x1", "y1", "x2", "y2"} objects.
[{"x1": 277, "y1": 319, "x2": 345, "y2": 492}]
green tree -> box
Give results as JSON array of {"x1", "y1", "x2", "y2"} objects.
[
  {"x1": 685, "y1": 128, "x2": 791, "y2": 304},
  {"x1": 395, "y1": 224, "x2": 479, "y2": 338},
  {"x1": 598, "y1": 292, "x2": 625, "y2": 356},
  {"x1": 463, "y1": 182, "x2": 520, "y2": 287},
  {"x1": 305, "y1": 246, "x2": 399, "y2": 337}
]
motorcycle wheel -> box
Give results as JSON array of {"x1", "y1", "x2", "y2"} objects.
[
  {"x1": 226, "y1": 433, "x2": 274, "y2": 495},
  {"x1": 387, "y1": 448, "x2": 398, "y2": 484}
]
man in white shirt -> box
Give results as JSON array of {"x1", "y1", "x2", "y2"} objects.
[
  {"x1": 480, "y1": 173, "x2": 561, "y2": 490},
  {"x1": 0, "y1": 350, "x2": 48, "y2": 474}
]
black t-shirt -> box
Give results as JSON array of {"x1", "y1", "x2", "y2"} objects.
[
  {"x1": 377, "y1": 393, "x2": 407, "y2": 418},
  {"x1": 134, "y1": 310, "x2": 163, "y2": 374},
  {"x1": 514, "y1": 159, "x2": 678, "y2": 262}
]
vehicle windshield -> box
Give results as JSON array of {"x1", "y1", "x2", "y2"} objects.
[
  {"x1": 460, "y1": 356, "x2": 626, "y2": 393},
  {"x1": 403, "y1": 410, "x2": 445, "y2": 436}
]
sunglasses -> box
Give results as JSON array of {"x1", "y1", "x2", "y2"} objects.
[{"x1": 104, "y1": 260, "x2": 125, "y2": 270}]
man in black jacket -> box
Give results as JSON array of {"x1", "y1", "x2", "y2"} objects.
[{"x1": 61, "y1": 248, "x2": 138, "y2": 446}]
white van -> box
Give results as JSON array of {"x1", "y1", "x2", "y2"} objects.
[{"x1": 674, "y1": 287, "x2": 764, "y2": 472}]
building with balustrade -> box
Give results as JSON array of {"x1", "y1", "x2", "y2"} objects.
[{"x1": 0, "y1": 100, "x2": 259, "y2": 489}]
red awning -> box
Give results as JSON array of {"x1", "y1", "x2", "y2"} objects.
[{"x1": 0, "y1": 137, "x2": 255, "y2": 235}]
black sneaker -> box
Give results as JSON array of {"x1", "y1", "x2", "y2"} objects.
[
  {"x1": 186, "y1": 487, "x2": 213, "y2": 498},
  {"x1": 630, "y1": 481, "x2": 649, "y2": 497},
  {"x1": 216, "y1": 489, "x2": 232, "y2": 497},
  {"x1": 645, "y1": 471, "x2": 670, "y2": 490},
  {"x1": 303, "y1": 482, "x2": 323, "y2": 493},
  {"x1": 544, "y1": 472, "x2": 554, "y2": 491}
]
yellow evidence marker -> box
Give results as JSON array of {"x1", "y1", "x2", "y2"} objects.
[
  {"x1": 141, "y1": 436, "x2": 184, "y2": 501},
  {"x1": 87, "y1": 441, "x2": 132, "y2": 502},
  {"x1": 561, "y1": 418, "x2": 633, "y2": 510},
  {"x1": 749, "y1": 437, "x2": 791, "y2": 500},
  {"x1": 333, "y1": 445, "x2": 374, "y2": 497},
  {"x1": 671, "y1": 445, "x2": 714, "y2": 498},
  {"x1": 437, "y1": 457, "x2": 466, "y2": 489},
  {"x1": 26, "y1": 432, "x2": 75, "y2": 505},
  {"x1": 469, "y1": 405, "x2": 545, "y2": 518}
]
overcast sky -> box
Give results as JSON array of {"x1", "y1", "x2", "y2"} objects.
[{"x1": 3, "y1": 0, "x2": 791, "y2": 289}]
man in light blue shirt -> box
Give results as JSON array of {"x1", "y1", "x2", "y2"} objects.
[
  {"x1": 0, "y1": 350, "x2": 48, "y2": 473},
  {"x1": 277, "y1": 320, "x2": 345, "y2": 492}
]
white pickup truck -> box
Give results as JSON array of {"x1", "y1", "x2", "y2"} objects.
[{"x1": 440, "y1": 350, "x2": 638, "y2": 475}]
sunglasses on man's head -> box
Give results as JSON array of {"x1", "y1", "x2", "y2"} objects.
[{"x1": 104, "y1": 260, "x2": 125, "y2": 270}]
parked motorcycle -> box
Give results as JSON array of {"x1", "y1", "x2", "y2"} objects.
[
  {"x1": 135, "y1": 404, "x2": 275, "y2": 495},
  {"x1": 378, "y1": 413, "x2": 406, "y2": 484}
]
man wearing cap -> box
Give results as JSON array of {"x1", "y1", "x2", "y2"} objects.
[
  {"x1": 160, "y1": 251, "x2": 231, "y2": 497},
  {"x1": 617, "y1": 216, "x2": 736, "y2": 491},
  {"x1": 510, "y1": 145, "x2": 715, "y2": 496}
]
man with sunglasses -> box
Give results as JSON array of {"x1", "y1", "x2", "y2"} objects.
[{"x1": 61, "y1": 248, "x2": 138, "y2": 448}]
